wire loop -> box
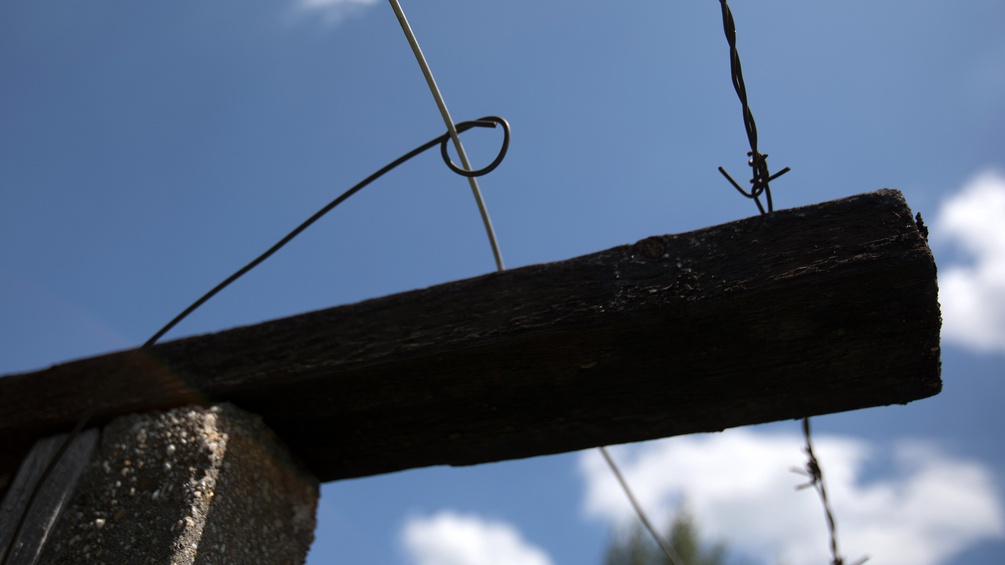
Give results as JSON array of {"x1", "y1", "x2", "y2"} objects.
[
  {"x1": 1, "y1": 116, "x2": 511, "y2": 565},
  {"x1": 144, "y1": 116, "x2": 511, "y2": 348},
  {"x1": 441, "y1": 116, "x2": 511, "y2": 177}
]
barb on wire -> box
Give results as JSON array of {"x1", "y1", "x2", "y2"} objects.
[
  {"x1": 716, "y1": 0, "x2": 790, "y2": 215},
  {"x1": 712, "y1": 8, "x2": 862, "y2": 565},
  {"x1": 792, "y1": 419, "x2": 869, "y2": 565},
  {"x1": 0, "y1": 116, "x2": 510, "y2": 565}
]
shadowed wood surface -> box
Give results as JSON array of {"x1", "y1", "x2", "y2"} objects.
[{"x1": 0, "y1": 190, "x2": 941, "y2": 484}]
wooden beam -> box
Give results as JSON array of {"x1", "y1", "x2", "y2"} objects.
[{"x1": 0, "y1": 190, "x2": 941, "y2": 484}]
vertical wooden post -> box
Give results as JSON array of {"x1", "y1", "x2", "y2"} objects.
[{"x1": 1, "y1": 404, "x2": 319, "y2": 565}]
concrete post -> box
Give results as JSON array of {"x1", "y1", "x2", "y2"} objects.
[{"x1": 34, "y1": 404, "x2": 318, "y2": 564}]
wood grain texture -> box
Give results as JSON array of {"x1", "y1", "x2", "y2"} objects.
[{"x1": 0, "y1": 190, "x2": 941, "y2": 483}]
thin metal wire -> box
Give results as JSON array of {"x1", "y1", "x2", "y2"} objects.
[
  {"x1": 712, "y1": 5, "x2": 864, "y2": 564},
  {"x1": 144, "y1": 116, "x2": 509, "y2": 347},
  {"x1": 388, "y1": 0, "x2": 505, "y2": 272},
  {"x1": 8, "y1": 7, "x2": 513, "y2": 559},
  {"x1": 793, "y1": 419, "x2": 869, "y2": 565},
  {"x1": 716, "y1": 0, "x2": 790, "y2": 215},
  {"x1": 383, "y1": 6, "x2": 686, "y2": 564},
  {"x1": 600, "y1": 447, "x2": 688, "y2": 565},
  {"x1": 0, "y1": 116, "x2": 510, "y2": 565}
]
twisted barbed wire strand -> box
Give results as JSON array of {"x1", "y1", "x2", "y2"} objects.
[
  {"x1": 716, "y1": 0, "x2": 790, "y2": 215},
  {"x1": 794, "y1": 419, "x2": 869, "y2": 565},
  {"x1": 714, "y1": 5, "x2": 862, "y2": 564}
]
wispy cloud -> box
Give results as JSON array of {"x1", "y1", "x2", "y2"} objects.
[
  {"x1": 935, "y1": 169, "x2": 1005, "y2": 354},
  {"x1": 293, "y1": 0, "x2": 381, "y2": 27},
  {"x1": 579, "y1": 429, "x2": 1004, "y2": 565},
  {"x1": 400, "y1": 511, "x2": 554, "y2": 565}
]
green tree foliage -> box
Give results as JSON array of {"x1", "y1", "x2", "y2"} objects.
[{"x1": 602, "y1": 504, "x2": 728, "y2": 565}]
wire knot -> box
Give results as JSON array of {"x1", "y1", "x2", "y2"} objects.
[
  {"x1": 441, "y1": 116, "x2": 510, "y2": 177},
  {"x1": 718, "y1": 152, "x2": 790, "y2": 215},
  {"x1": 717, "y1": 0, "x2": 790, "y2": 216}
]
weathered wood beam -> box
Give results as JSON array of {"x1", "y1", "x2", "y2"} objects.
[{"x1": 0, "y1": 190, "x2": 941, "y2": 484}]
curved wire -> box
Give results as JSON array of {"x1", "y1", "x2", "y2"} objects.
[
  {"x1": 144, "y1": 116, "x2": 509, "y2": 347},
  {"x1": 441, "y1": 117, "x2": 510, "y2": 177},
  {"x1": 388, "y1": 0, "x2": 506, "y2": 271},
  {"x1": 1, "y1": 116, "x2": 510, "y2": 565}
]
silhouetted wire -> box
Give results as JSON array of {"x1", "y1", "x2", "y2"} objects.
[
  {"x1": 716, "y1": 0, "x2": 790, "y2": 215},
  {"x1": 793, "y1": 420, "x2": 869, "y2": 565},
  {"x1": 713, "y1": 4, "x2": 864, "y2": 564},
  {"x1": 0, "y1": 116, "x2": 510, "y2": 565},
  {"x1": 384, "y1": 5, "x2": 685, "y2": 564},
  {"x1": 145, "y1": 115, "x2": 509, "y2": 347},
  {"x1": 600, "y1": 447, "x2": 688, "y2": 565},
  {"x1": 389, "y1": 0, "x2": 506, "y2": 271}
]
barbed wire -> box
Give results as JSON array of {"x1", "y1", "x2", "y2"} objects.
[
  {"x1": 6, "y1": 5, "x2": 862, "y2": 565},
  {"x1": 793, "y1": 419, "x2": 869, "y2": 565},
  {"x1": 713, "y1": 4, "x2": 864, "y2": 565},
  {"x1": 716, "y1": 0, "x2": 790, "y2": 215}
]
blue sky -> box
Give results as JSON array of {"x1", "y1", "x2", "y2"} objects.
[{"x1": 2, "y1": 1, "x2": 1004, "y2": 564}]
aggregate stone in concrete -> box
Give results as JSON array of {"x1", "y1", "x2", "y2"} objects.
[{"x1": 39, "y1": 404, "x2": 319, "y2": 565}]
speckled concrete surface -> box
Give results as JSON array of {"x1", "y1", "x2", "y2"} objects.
[{"x1": 39, "y1": 404, "x2": 319, "y2": 565}]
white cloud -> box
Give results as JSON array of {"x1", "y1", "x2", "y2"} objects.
[
  {"x1": 293, "y1": 0, "x2": 381, "y2": 27},
  {"x1": 580, "y1": 429, "x2": 1004, "y2": 565},
  {"x1": 400, "y1": 510, "x2": 554, "y2": 565},
  {"x1": 935, "y1": 169, "x2": 1005, "y2": 354}
]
